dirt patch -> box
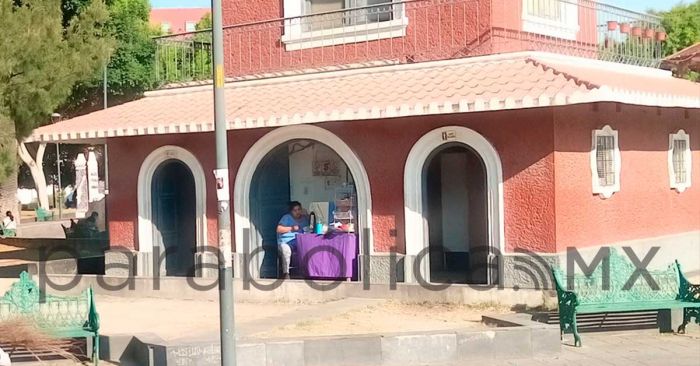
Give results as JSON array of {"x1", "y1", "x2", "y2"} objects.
[
  {"x1": 96, "y1": 296, "x2": 305, "y2": 340},
  {"x1": 255, "y1": 301, "x2": 510, "y2": 338}
]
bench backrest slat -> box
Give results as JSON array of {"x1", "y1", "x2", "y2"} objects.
[
  {"x1": 0, "y1": 272, "x2": 95, "y2": 331},
  {"x1": 553, "y1": 248, "x2": 680, "y2": 305}
]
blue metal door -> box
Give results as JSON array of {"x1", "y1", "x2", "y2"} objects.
[
  {"x1": 152, "y1": 160, "x2": 196, "y2": 276},
  {"x1": 250, "y1": 145, "x2": 290, "y2": 278}
]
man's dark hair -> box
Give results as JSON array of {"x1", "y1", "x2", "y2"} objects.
[{"x1": 288, "y1": 201, "x2": 302, "y2": 211}]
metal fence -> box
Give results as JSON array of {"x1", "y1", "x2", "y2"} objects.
[{"x1": 153, "y1": 0, "x2": 665, "y2": 85}]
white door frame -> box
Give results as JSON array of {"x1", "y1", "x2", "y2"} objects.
[
  {"x1": 234, "y1": 125, "x2": 373, "y2": 278},
  {"x1": 137, "y1": 146, "x2": 208, "y2": 254},
  {"x1": 403, "y1": 126, "x2": 505, "y2": 283}
]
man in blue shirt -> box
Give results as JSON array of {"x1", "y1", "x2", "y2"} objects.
[{"x1": 276, "y1": 201, "x2": 309, "y2": 279}]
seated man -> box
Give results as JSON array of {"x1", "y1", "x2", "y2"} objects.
[
  {"x1": 276, "y1": 201, "x2": 309, "y2": 279},
  {"x1": 73, "y1": 212, "x2": 99, "y2": 239},
  {"x1": 0, "y1": 211, "x2": 16, "y2": 237}
]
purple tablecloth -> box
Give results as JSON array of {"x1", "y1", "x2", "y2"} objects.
[{"x1": 295, "y1": 233, "x2": 357, "y2": 279}]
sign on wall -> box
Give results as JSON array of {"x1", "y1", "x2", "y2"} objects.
[
  {"x1": 74, "y1": 153, "x2": 88, "y2": 219},
  {"x1": 87, "y1": 151, "x2": 100, "y2": 202}
]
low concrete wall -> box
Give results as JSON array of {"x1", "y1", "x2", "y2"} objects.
[{"x1": 101, "y1": 318, "x2": 560, "y2": 366}]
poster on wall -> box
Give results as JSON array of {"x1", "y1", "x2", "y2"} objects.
[
  {"x1": 87, "y1": 151, "x2": 100, "y2": 202},
  {"x1": 74, "y1": 153, "x2": 88, "y2": 218},
  {"x1": 312, "y1": 159, "x2": 340, "y2": 176},
  {"x1": 214, "y1": 169, "x2": 230, "y2": 201}
]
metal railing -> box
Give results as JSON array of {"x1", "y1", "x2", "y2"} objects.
[{"x1": 153, "y1": 0, "x2": 665, "y2": 85}]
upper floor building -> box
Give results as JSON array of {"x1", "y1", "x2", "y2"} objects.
[
  {"x1": 150, "y1": 8, "x2": 210, "y2": 34},
  {"x1": 154, "y1": 0, "x2": 666, "y2": 85}
]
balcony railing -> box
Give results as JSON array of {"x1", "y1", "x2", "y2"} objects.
[{"x1": 153, "y1": 0, "x2": 665, "y2": 86}]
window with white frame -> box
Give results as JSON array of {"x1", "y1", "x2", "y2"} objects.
[
  {"x1": 185, "y1": 21, "x2": 197, "y2": 32},
  {"x1": 669, "y1": 130, "x2": 691, "y2": 192},
  {"x1": 303, "y1": 0, "x2": 395, "y2": 30},
  {"x1": 282, "y1": 0, "x2": 408, "y2": 50},
  {"x1": 525, "y1": 0, "x2": 562, "y2": 22},
  {"x1": 590, "y1": 125, "x2": 620, "y2": 198},
  {"x1": 522, "y1": 0, "x2": 579, "y2": 40}
]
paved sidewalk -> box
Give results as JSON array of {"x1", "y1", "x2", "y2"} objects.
[{"x1": 437, "y1": 329, "x2": 700, "y2": 366}]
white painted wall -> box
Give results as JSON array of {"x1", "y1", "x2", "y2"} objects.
[{"x1": 289, "y1": 143, "x2": 351, "y2": 211}]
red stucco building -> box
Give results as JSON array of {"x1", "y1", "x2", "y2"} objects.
[
  {"x1": 29, "y1": 0, "x2": 699, "y2": 287},
  {"x1": 150, "y1": 8, "x2": 210, "y2": 34}
]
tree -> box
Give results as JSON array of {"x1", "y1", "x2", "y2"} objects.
[
  {"x1": 154, "y1": 12, "x2": 212, "y2": 84},
  {"x1": 196, "y1": 12, "x2": 211, "y2": 30},
  {"x1": 655, "y1": 1, "x2": 700, "y2": 80},
  {"x1": 64, "y1": 0, "x2": 157, "y2": 116},
  {"x1": 0, "y1": 117, "x2": 16, "y2": 213},
  {"x1": 658, "y1": 1, "x2": 700, "y2": 56},
  {"x1": 16, "y1": 0, "x2": 154, "y2": 211},
  {"x1": 0, "y1": 0, "x2": 112, "y2": 210}
]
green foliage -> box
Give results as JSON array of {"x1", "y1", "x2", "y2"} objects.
[
  {"x1": 196, "y1": 12, "x2": 211, "y2": 30},
  {"x1": 0, "y1": 0, "x2": 111, "y2": 184},
  {"x1": 61, "y1": 0, "x2": 91, "y2": 27},
  {"x1": 0, "y1": 116, "x2": 15, "y2": 183},
  {"x1": 154, "y1": 12, "x2": 213, "y2": 85},
  {"x1": 104, "y1": 0, "x2": 156, "y2": 95},
  {"x1": 658, "y1": 1, "x2": 700, "y2": 56},
  {"x1": 0, "y1": 0, "x2": 112, "y2": 139},
  {"x1": 64, "y1": 0, "x2": 156, "y2": 114},
  {"x1": 155, "y1": 40, "x2": 212, "y2": 84}
]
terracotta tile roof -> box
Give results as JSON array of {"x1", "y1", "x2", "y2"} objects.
[
  {"x1": 661, "y1": 42, "x2": 700, "y2": 72},
  {"x1": 28, "y1": 52, "x2": 700, "y2": 142}
]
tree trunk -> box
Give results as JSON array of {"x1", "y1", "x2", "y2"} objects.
[
  {"x1": 18, "y1": 142, "x2": 49, "y2": 209},
  {"x1": 0, "y1": 173, "x2": 19, "y2": 225}
]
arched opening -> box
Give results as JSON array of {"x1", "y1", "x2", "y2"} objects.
[
  {"x1": 151, "y1": 160, "x2": 197, "y2": 276},
  {"x1": 404, "y1": 126, "x2": 504, "y2": 285},
  {"x1": 424, "y1": 144, "x2": 488, "y2": 284},
  {"x1": 250, "y1": 139, "x2": 358, "y2": 279},
  {"x1": 235, "y1": 125, "x2": 372, "y2": 281},
  {"x1": 137, "y1": 146, "x2": 207, "y2": 277}
]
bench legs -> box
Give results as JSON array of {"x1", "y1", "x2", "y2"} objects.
[
  {"x1": 561, "y1": 320, "x2": 582, "y2": 347},
  {"x1": 558, "y1": 306, "x2": 582, "y2": 347},
  {"x1": 679, "y1": 307, "x2": 700, "y2": 334},
  {"x1": 572, "y1": 315, "x2": 582, "y2": 347},
  {"x1": 92, "y1": 334, "x2": 99, "y2": 366}
]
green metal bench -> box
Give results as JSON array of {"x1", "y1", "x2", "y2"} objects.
[
  {"x1": 35, "y1": 207, "x2": 54, "y2": 222},
  {"x1": 552, "y1": 249, "x2": 700, "y2": 347},
  {"x1": 0, "y1": 272, "x2": 100, "y2": 364}
]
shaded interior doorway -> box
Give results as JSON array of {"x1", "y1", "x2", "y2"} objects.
[
  {"x1": 250, "y1": 139, "x2": 358, "y2": 279},
  {"x1": 251, "y1": 144, "x2": 291, "y2": 278},
  {"x1": 424, "y1": 144, "x2": 488, "y2": 284},
  {"x1": 151, "y1": 160, "x2": 196, "y2": 276}
]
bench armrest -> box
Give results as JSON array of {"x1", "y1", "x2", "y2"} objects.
[
  {"x1": 551, "y1": 268, "x2": 579, "y2": 307},
  {"x1": 677, "y1": 260, "x2": 700, "y2": 303},
  {"x1": 87, "y1": 287, "x2": 100, "y2": 332}
]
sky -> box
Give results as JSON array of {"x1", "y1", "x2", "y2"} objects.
[
  {"x1": 606, "y1": 0, "x2": 681, "y2": 12},
  {"x1": 148, "y1": 0, "x2": 681, "y2": 13},
  {"x1": 150, "y1": 0, "x2": 209, "y2": 8}
]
